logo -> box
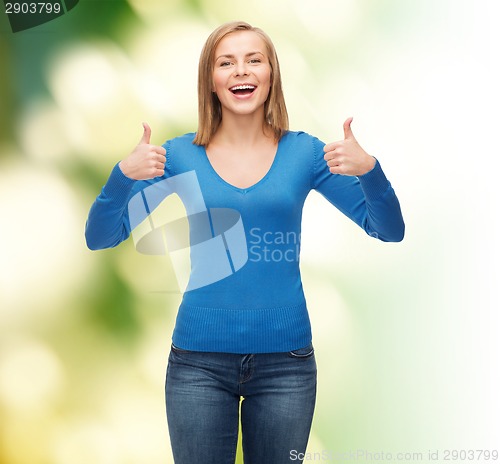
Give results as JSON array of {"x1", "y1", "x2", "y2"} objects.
[{"x1": 128, "y1": 171, "x2": 248, "y2": 293}]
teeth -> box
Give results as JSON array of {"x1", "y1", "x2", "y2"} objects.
[{"x1": 230, "y1": 85, "x2": 256, "y2": 91}]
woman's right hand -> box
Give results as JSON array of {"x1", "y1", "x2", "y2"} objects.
[{"x1": 119, "y1": 123, "x2": 167, "y2": 180}]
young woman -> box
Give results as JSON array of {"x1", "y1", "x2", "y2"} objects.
[{"x1": 85, "y1": 21, "x2": 404, "y2": 464}]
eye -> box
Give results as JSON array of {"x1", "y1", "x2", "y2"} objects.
[
  {"x1": 219, "y1": 61, "x2": 231, "y2": 67},
  {"x1": 249, "y1": 58, "x2": 261, "y2": 64}
]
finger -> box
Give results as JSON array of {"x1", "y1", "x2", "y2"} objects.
[
  {"x1": 152, "y1": 145, "x2": 167, "y2": 156},
  {"x1": 329, "y1": 165, "x2": 345, "y2": 175},
  {"x1": 327, "y1": 158, "x2": 341, "y2": 168},
  {"x1": 324, "y1": 147, "x2": 342, "y2": 161},
  {"x1": 140, "y1": 122, "x2": 152, "y2": 145},
  {"x1": 324, "y1": 151, "x2": 335, "y2": 162},
  {"x1": 343, "y1": 117, "x2": 354, "y2": 139},
  {"x1": 323, "y1": 141, "x2": 341, "y2": 154},
  {"x1": 154, "y1": 167, "x2": 166, "y2": 177}
]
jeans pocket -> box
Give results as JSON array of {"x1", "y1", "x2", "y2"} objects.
[{"x1": 287, "y1": 344, "x2": 314, "y2": 359}]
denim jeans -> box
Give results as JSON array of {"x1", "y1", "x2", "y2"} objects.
[{"x1": 165, "y1": 343, "x2": 317, "y2": 464}]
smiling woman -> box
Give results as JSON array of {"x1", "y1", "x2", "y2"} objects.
[
  {"x1": 194, "y1": 22, "x2": 288, "y2": 146},
  {"x1": 204, "y1": 30, "x2": 280, "y2": 189},
  {"x1": 210, "y1": 31, "x2": 273, "y2": 140},
  {"x1": 84, "y1": 20, "x2": 404, "y2": 464}
]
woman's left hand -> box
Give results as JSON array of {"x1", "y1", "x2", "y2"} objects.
[{"x1": 323, "y1": 117, "x2": 376, "y2": 176}]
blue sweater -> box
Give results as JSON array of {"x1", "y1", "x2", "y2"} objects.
[{"x1": 85, "y1": 131, "x2": 404, "y2": 353}]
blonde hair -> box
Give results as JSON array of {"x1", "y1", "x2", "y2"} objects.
[{"x1": 193, "y1": 21, "x2": 289, "y2": 146}]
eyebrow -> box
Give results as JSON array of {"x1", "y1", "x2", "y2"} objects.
[{"x1": 215, "y1": 51, "x2": 264, "y2": 61}]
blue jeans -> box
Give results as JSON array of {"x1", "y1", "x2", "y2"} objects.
[{"x1": 165, "y1": 343, "x2": 317, "y2": 464}]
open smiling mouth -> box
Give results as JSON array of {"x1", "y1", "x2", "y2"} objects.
[{"x1": 229, "y1": 84, "x2": 256, "y2": 96}]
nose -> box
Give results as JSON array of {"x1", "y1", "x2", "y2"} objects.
[{"x1": 234, "y1": 60, "x2": 249, "y2": 77}]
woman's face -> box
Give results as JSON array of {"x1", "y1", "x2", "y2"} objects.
[{"x1": 212, "y1": 30, "x2": 271, "y2": 119}]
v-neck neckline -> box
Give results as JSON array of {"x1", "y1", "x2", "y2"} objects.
[{"x1": 201, "y1": 134, "x2": 285, "y2": 193}]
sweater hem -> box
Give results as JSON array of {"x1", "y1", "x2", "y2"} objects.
[{"x1": 171, "y1": 301, "x2": 312, "y2": 354}]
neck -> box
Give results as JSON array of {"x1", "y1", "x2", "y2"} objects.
[{"x1": 212, "y1": 110, "x2": 273, "y2": 148}]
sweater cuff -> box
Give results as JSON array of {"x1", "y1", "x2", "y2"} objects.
[
  {"x1": 102, "y1": 162, "x2": 136, "y2": 199},
  {"x1": 357, "y1": 158, "x2": 391, "y2": 202}
]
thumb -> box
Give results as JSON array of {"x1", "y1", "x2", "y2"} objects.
[
  {"x1": 139, "y1": 122, "x2": 151, "y2": 145},
  {"x1": 343, "y1": 117, "x2": 354, "y2": 140}
]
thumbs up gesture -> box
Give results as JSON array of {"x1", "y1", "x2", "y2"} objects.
[
  {"x1": 119, "y1": 123, "x2": 167, "y2": 180},
  {"x1": 323, "y1": 117, "x2": 376, "y2": 176}
]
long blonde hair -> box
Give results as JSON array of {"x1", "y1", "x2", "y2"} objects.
[{"x1": 193, "y1": 21, "x2": 289, "y2": 146}]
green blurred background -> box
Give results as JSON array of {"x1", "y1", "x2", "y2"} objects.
[{"x1": 1, "y1": 1, "x2": 498, "y2": 463}]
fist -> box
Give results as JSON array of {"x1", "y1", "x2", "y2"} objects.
[
  {"x1": 323, "y1": 117, "x2": 376, "y2": 176},
  {"x1": 119, "y1": 123, "x2": 167, "y2": 180}
]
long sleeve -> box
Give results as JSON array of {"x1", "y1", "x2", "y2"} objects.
[
  {"x1": 311, "y1": 136, "x2": 405, "y2": 242},
  {"x1": 84, "y1": 163, "x2": 138, "y2": 250}
]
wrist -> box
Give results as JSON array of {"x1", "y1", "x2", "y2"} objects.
[
  {"x1": 358, "y1": 155, "x2": 376, "y2": 176},
  {"x1": 118, "y1": 159, "x2": 130, "y2": 176},
  {"x1": 118, "y1": 160, "x2": 136, "y2": 180}
]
